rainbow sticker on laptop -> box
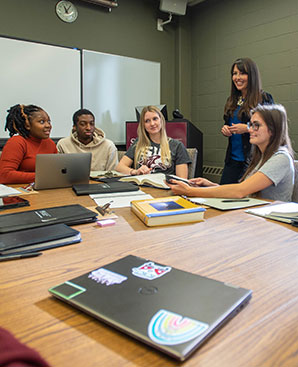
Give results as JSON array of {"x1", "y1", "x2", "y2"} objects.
[
  {"x1": 148, "y1": 309, "x2": 209, "y2": 345},
  {"x1": 132, "y1": 261, "x2": 171, "y2": 280}
]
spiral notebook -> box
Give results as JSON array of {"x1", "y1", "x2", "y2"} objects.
[
  {"x1": 188, "y1": 197, "x2": 269, "y2": 210},
  {"x1": 49, "y1": 255, "x2": 252, "y2": 361}
]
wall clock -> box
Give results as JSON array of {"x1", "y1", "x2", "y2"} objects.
[{"x1": 56, "y1": 1, "x2": 78, "y2": 23}]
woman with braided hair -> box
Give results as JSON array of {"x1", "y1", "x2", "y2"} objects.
[{"x1": 0, "y1": 104, "x2": 57, "y2": 184}]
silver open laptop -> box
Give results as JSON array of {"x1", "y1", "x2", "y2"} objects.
[
  {"x1": 34, "y1": 153, "x2": 91, "y2": 190},
  {"x1": 49, "y1": 255, "x2": 252, "y2": 361}
]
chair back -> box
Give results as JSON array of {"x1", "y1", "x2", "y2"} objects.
[
  {"x1": 292, "y1": 160, "x2": 298, "y2": 202},
  {"x1": 117, "y1": 151, "x2": 126, "y2": 162},
  {"x1": 187, "y1": 148, "x2": 198, "y2": 179}
]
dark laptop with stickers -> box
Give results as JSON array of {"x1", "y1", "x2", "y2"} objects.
[
  {"x1": 34, "y1": 153, "x2": 91, "y2": 190},
  {"x1": 49, "y1": 255, "x2": 252, "y2": 361}
]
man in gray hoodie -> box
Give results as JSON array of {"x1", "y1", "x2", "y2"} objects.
[{"x1": 57, "y1": 109, "x2": 118, "y2": 171}]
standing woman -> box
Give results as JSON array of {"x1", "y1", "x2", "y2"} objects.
[
  {"x1": 220, "y1": 58, "x2": 274, "y2": 184},
  {"x1": 0, "y1": 104, "x2": 57, "y2": 184},
  {"x1": 116, "y1": 105, "x2": 191, "y2": 178}
]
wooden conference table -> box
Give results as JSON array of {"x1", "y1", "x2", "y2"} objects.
[{"x1": 1, "y1": 186, "x2": 298, "y2": 367}]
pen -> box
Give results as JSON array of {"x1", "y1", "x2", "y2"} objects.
[
  {"x1": 221, "y1": 199, "x2": 250, "y2": 203},
  {"x1": 0, "y1": 252, "x2": 42, "y2": 262},
  {"x1": 22, "y1": 182, "x2": 35, "y2": 191}
]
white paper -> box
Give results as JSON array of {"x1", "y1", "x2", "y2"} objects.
[
  {"x1": 0, "y1": 184, "x2": 21, "y2": 198},
  {"x1": 90, "y1": 190, "x2": 146, "y2": 200},
  {"x1": 93, "y1": 193, "x2": 153, "y2": 208},
  {"x1": 246, "y1": 202, "x2": 298, "y2": 217}
]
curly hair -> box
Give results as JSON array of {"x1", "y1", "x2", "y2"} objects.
[{"x1": 5, "y1": 104, "x2": 43, "y2": 138}]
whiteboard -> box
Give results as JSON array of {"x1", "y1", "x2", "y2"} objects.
[
  {"x1": 82, "y1": 50, "x2": 160, "y2": 144},
  {"x1": 0, "y1": 37, "x2": 81, "y2": 138}
]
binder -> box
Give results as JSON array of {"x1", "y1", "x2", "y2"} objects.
[
  {"x1": 0, "y1": 204, "x2": 97, "y2": 233},
  {"x1": 72, "y1": 181, "x2": 139, "y2": 195},
  {"x1": 0, "y1": 223, "x2": 81, "y2": 255}
]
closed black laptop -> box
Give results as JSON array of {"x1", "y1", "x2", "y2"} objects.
[{"x1": 49, "y1": 255, "x2": 252, "y2": 361}]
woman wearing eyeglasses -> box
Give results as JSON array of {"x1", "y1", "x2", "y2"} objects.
[
  {"x1": 220, "y1": 58, "x2": 274, "y2": 185},
  {"x1": 167, "y1": 104, "x2": 294, "y2": 202}
]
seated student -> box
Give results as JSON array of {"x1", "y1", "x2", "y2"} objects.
[
  {"x1": 0, "y1": 104, "x2": 57, "y2": 184},
  {"x1": 167, "y1": 104, "x2": 294, "y2": 202},
  {"x1": 57, "y1": 109, "x2": 118, "y2": 171},
  {"x1": 116, "y1": 105, "x2": 191, "y2": 178}
]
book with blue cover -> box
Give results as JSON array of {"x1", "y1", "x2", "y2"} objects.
[{"x1": 131, "y1": 196, "x2": 205, "y2": 226}]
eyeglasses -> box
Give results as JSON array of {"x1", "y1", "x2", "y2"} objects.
[{"x1": 247, "y1": 121, "x2": 261, "y2": 131}]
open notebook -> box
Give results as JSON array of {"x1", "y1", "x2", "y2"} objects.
[{"x1": 188, "y1": 197, "x2": 269, "y2": 210}]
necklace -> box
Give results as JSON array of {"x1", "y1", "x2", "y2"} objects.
[{"x1": 237, "y1": 96, "x2": 244, "y2": 106}]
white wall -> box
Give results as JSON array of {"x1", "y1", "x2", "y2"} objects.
[
  {"x1": 0, "y1": 36, "x2": 81, "y2": 138},
  {"x1": 82, "y1": 50, "x2": 160, "y2": 144}
]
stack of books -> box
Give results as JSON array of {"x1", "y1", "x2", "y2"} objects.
[
  {"x1": 0, "y1": 223, "x2": 81, "y2": 258},
  {"x1": 0, "y1": 204, "x2": 98, "y2": 260}
]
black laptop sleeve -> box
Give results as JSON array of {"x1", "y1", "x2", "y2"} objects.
[
  {"x1": 0, "y1": 223, "x2": 80, "y2": 254},
  {"x1": 0, "y1": 204, "x2": 97, "y2": 233},
  {"x1": 72, "y1": 181, "x2": 139, "y2": 195}
]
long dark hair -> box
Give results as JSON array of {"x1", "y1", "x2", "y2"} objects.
[
  {"x1": 224, "y1": 58, "x2": 263, "y2": 118},
  {"x1": 242, "y1": 104, "x2": 293, "y2": 180},
  {"x1": 5, "y1": 104, "x2": 43, "y2": 138}
]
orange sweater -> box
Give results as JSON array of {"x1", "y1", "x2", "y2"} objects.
[{"x1": 0, "y1": 135, "x2": 57, "y2": 184}]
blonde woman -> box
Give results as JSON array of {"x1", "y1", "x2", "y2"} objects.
[{"x1": 116, "y1": 106, "x2": 191, "y2": 178}]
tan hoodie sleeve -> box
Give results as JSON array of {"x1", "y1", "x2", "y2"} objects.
[{"x1": 105, "y1": 141, "x2": 119, "y2": 170}]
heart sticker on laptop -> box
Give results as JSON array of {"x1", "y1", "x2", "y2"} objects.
[{"x1": 132, "y1": 261, "x2": 171, "y2": 280}]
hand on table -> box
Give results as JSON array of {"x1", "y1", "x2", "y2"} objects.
[
  {"x1": 135, "y1": 165, "x2": 152, "y2": 175},
  {"x1": 166, "y1": 180, "x2": 192, "y2": 196}
]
